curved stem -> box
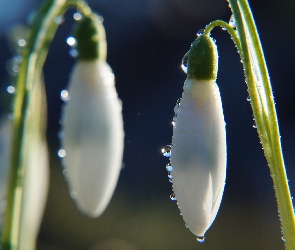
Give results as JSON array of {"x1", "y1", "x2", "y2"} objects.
[
  {"x1": 204, "y1": 20, "x2": 242, "y2": 53},
  {"x1": 1, "y1": 0, "x2": 91, "y2": 249},
  {"x1": 228, "y1": 0, "x2": 295, "y2": 249}
]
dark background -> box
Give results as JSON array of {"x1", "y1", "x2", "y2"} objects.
[{"x1": 1, "y1": 0, "x2": 295, "y2": 249}]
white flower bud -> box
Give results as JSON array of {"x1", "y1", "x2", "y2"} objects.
[
  {"x1": 170, "y1": 78, "x2": 226, "y2": 238},
  {"x1": 19, "y1": 77, "x2": 49, "y2": 250},
  {"x1": 168, "y1": 34, "x2": 226, "y2": 240},
  {"x1": 61, "y1": 60, "x2": 124, "y2": 217}
]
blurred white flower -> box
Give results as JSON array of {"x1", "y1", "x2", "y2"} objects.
[
  {"x1": 61, "y1": 60, "x2": 124, "y2": 217},
  {"x1": 18, "y1": 76, "x2": 49, "y2": 250}
]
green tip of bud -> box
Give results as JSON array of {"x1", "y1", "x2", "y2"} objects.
[
  {"x1": 75, "y1": 14, "x2": 107, "y2": 61},
  {"x1": 187, "y1": 35, "x2": 218, "y2": 80}
]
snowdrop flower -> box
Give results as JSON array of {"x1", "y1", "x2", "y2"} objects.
[
  {"x1": 61, "y1": 14, "x2": 124, "y2": 217},
  {"x1": 19, "y1": 77, "x2": 49, "y2": 250},
  {"x1": 168, "y1": 34, "x2": 226, "y2": 240}
]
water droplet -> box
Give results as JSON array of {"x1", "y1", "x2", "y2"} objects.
[
  {"x1": 54, "y1": 16, "x2": 65, "y2": 24},
  {"x1": 171, "y1": 120, "x2": 176, "y2": 126},
  {"x1": 6, "y1": 56, "x2": 22, "y2": 76},
  {"x1": 176, "y1": 98, "x2": 181, "y2": 107},
  {"x1": 73, "y1": 12, "x2": 82, "y2": 21},
  {"x1": 229, "y1": 14, "x2": 236, "y2": 28},
  {"x1": 166, "y1": 163, "x2": 173, "y2": 172},
  {"x1": 169, "y1": 179, "x2": 173, "y2": 183},
  {"x1": 66, "y1": 36, "x2": 76, "y2": 46},
  {"x1": 18, "y1": 39, "x2": 26, "y2": 47},
  {"x1": 161, "y1": 145, "x2": 171, "y2": 157},
  {"x1": 7, "y1": 113, "x2": 14, "y2": 120},
  {"x1": 6, "y1": 86, "x2": 15, "y2": 94},
  {"x1": 197, "y1": 29, "x2": 205, "y2": 37},
  {"x1": 69, "y1": 49, "x2": 78, "y2": 58},
  {"x1": 70, "y1": 191, "x2": 78, "y2": 199},
  {"x1": 60, "y1": 90, "x2": 70, "y2": 101},
  {"x1": 181, "y1": 52, "x2": 189, "y2": 74},
  {"x1": 58, "y1": 149, "x2": 66, "y2": 158},
  {"x1": 170, "y1": 193, "x2": 177, "y2": 201},
  {"x1": 62, "y1": 168, "x2": 67, "y2": 176},
  {"x1": 196, "y1": 236, "x2": 205, "y2": 243},
  {"x1": 246, "y1": 97, "x2": 251, "y2": 102},
  {"x1": 97, "y1": 15, "x2": 104, "y2": 23},
  {"x1": 185, "y1": 223, "x2": 189, "y2": 228},
  {"x1": 167, "y1": 172, "x2": 172, "y2": 179},
  {"x1": 253, "y1": 124, "x2": 257, "y2": 129}
]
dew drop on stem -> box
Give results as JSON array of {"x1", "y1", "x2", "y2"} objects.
[
  {"x1": 229, "y1": 14, "x2": 236, "y2": 28},
  {"x1": 197, "y1": 29, "x2": 205, "y2": 37}
]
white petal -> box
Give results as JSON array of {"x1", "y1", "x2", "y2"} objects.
[
  {"x1": 170, "y1": 78, "x2": 226, "y2": 237},
  {"x1": 19, "y1": 78, "x2": 49, "y2": 250},
  {"x1": 62, "y1": 60, "x2": 124, "y2": 217}
]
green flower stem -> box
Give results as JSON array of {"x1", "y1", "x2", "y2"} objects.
[
  {"x1": 1, "y1": 0, "x2": 91, "y2": 249},
  {"x1": 204, "y1": 20, "x2": 242, "y2": 53},
  {"x1": 228, "y1": 0, "x2": 295, "y2": 248}
]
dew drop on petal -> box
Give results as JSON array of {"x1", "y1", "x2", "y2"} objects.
[
  {"x1": 58, "y1": 149, "x2": 66, "y2": 158},
  {"x1": 181, "y1": 53, "x2": 188, "y2": 74},
  {"x1": 60, "y1": 90, "x2": 70, "y2": 101},
  {"x1": 170, "y1": 193, "x2": 177, "y2": 201},
  {"x1": 166, "y1": 163, "x2": 173, "y2": 172},
  {"x1": 70, "y1": 191, "x2": 78, "y2": 199},
  {"x1": 196, "y1": 236, "x2": 205, "y2": 243},
  {"x1": 73, "y1": 12, "x2": 82, "y2": 21},
  {"x1": 161, "y1": 145, "x2": 171, "y2": 157},
  {"x1": 167, "y1": 172, "x2": 172, "y2": 179},
  {"x1": 6, "y1": 86, "x2": 15, "y2": 94}
]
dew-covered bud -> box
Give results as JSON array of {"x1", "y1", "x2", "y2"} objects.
[
  {"x1": 61, "y1": 14, "x2": 124, "y2": 217},
  {"x1": 169, "y1": 34, "x2": 226, "y2": 239}
]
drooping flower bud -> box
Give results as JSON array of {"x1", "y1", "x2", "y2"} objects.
[
  {"x1": 169, "y1": 34, "x2": 226, "y2": 239},
  {"x1": 61, "y1": 14, "x2": 124, "y2": 217},
  {"x1": 19, "y1": 76, "x2": 49, "y2": 250}
]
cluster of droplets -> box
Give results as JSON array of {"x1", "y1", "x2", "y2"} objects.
[{"x1": 65, "y1": 12, "x2": 83, "y2": 58}]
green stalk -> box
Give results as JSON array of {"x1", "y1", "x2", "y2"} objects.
[
  {"x1": 1, "y1": 0, "x2": 91, "y2": 249},
  {"x1": 228, "y1": 0, "x2": 295, "y2": 248},
  {"x1": 204, "y1": 20, "x2": 242, "y2": 53}
]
